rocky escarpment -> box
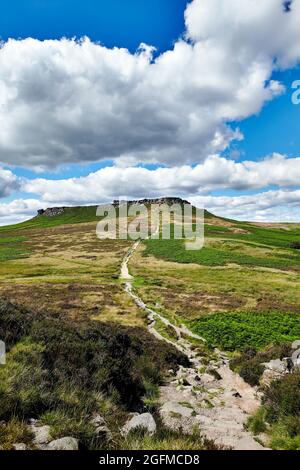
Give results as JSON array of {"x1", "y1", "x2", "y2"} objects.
[
  {"x1": 37, "y1": 198, "x2": 191, "y2": 218},
  {"x1": 113, "y1": 197, "x2": 190, "y2": 207},
  {"x1": 37, "y1": 207, "x2": 66, "y2": 217}
]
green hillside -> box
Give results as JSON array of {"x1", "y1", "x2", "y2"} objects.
[
  {"x1": 0, "y1": 200, "x2": 299, "y2": 450},
  {"x1": 0, "y1": 206, "x2": 101, "y2": 232}
]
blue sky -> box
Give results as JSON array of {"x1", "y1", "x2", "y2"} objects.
[
  {"x1": 1, "y1": 0, "x2": 298, "y2": 169},
  {"x1": 0, "y1": 0, "x2": 186, "y2": 181},
  {"x1": 234, "y1": 67, "x2": 300, "y2": 162},
  {"x1": 0, "y1": 0, "x2": 186, "y2": 52},
  {"x1": 0, "y1": 0, "x2": 300, "y2": 224}
]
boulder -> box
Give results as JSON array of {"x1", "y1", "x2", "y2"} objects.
[
  {"x1": 262, "y1": 359, "x2": 286, "y2": 373},
  {"x1": 121, "y1": 413, "x2": 156, "y2": 436},
  {"x1": 37, "y1": 207, "x2": 66, "y2": 217},
  {"x1": 91, "y1": 414, "x2": 112, "y2": 441},
  {"x1": 29, "y1": 424, "x2": 52, "y2": 445},
  {"x1": 13, "y1": 443, "x2": 27, "y2": 450},
  {"x1": 160, "y1": 401, "x2": 194, "y2": 418},
  {"x1": 46, "y1": 437, "x2": 79, "y2": 451}
]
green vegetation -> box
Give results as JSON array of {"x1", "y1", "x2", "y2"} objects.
[
  {"x1": 142, "y1": 215, "x2": 300, "y2": 271},
  {"x1": 0, "y1": 419, "x2": 33, "y2": 450},
  {"x1": 232, "y1": 345, "x2": 300, "y2": 449},
  {"x1": 230, "y1": 343, "x2": 292, "y2": 384},
  {"x1": 189, "y1": 312, "x2": 300, "y2": 351},
  {"x1": 144, "y1": 237, "x2": 300, "y2": 270},
  {"x1": 0, "y1": 206, "x2": 101, "y2": 233},
  {"x1": 0, "y1": 299, "x2": 188, "y2": 450},
  {"x1": 264, "y1": 371, "x2": 300, "y2": 423},
  {"x1": 247, "y1": 372, "x2": 300, "y2": 450},
  {"x1": 117, "y1": 425, "x2": 223, "y2": 451},
  {"x1": 0, "y1": 236, "x2": 29, "y2": 261},
  {"x1": 227, "y1": 221, "x2": 300, "y2": 250},
  {"x1": 0, "y1": 204, "x2": 300, "y2": 450},
  {"x1": 246, "y1": 408, "x2": 267, "y2": 435}
]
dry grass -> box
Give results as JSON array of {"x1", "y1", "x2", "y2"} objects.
[
  {"x1": 0, "y1": 222, "x2": 145, "y2": 327},
  {"x1": 130, "y1": 244, "x2": 300, "y2": 324}
]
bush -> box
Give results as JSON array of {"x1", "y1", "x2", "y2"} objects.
[
  {"x1": 0, "y1": 299, "x2": 34, "y2": 348},
  {"x1": 246, "y1": 408, "x2": 267, "y2": 435},
  {"x1": 263, "y1": 371, "x2": 300, "y2": 423},
  {"x1": 239, "y1": 360, "x2": 264, "y2": 386},
  {"x1": 0, "y1": 299, "x2": 189, "y2": 448},
  {"x1": 230, "y1": 343, "x2": 293, "y2": 385},
  {"x1": 284, "y1": 415, "x2": 300, "y2": 438},
  {"x1": 0, "y1": 340, "x2": 50, "y2": 420},
  {"x1": 0, "y1": 418, "x2": 33, "y2": 450},
  {"x1": 268, "y1": 417, "x2": 300, "y2": 450}
]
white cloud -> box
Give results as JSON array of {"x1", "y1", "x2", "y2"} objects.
[
  {"x1": 0, "y1": 0, "x2": 299, "y2": 169},
  {"x1": 185, "y1": 0, "x2": 300, "y2": 68},
  {"x1": 1, "y1": 1, "x2": 300, "y2": 225},
  {"x1": 0, "y1": 167, "x2": 20, "y2": 197},
  {"x1": 0, "y1": 199, "x2": 46, "y2": 226},
  {"x1": 1, "y1": 186, "x2": 300, "y2": 226},
  {"x1": 22, "y1": 154, "x2": 300, "y2": 204},
  {"x1": 190, "y1": 189, "x2": 300, "y2": 222}
]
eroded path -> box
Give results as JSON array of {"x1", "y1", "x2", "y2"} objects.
[{"x1": 120, "y1": 241, "x2": 266, "y2": 450}]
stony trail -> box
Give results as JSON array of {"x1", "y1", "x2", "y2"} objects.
[{"x1": 120, "y1": 241, "x2": 267, "y2": 450}]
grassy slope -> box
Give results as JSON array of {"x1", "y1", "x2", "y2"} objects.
[
  {"x1": 0, "y1": 206, "x2": 101, "y2": 232},
  {"x1": 1, "y1": 204, "x2": 300, "y2": 450},
  {"x1": 0, "y1": 206, "x2": 145, "y2": 327},
  {"x1": 144, "y1": 221, "x2": 300, "y2": 271},
  {"x1": 0, "y1": 204, "x2": 222, "y2": 450},
  {"x1": 129, "y1": 213, "x2": 300, "y2": 351}
]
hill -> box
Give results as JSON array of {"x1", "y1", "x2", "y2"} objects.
[{"x1": 0, "y1": 199, "x2": 299, "y2": 450}]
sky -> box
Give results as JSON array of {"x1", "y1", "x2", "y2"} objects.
[{"x1": 0, "y1": 0, "x2": 300, "y2": 224}]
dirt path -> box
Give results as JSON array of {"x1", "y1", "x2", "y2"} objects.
[{"x1": 120, "y1": 242, "x2": 266, "y2": 450}]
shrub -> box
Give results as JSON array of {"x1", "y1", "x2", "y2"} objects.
[
  {"x1": 0, "y1": 299, "x2": 34, "y2": 349},
  {"x1": 0, "y1": 418, "x2": 33, "y2": 450},
  {"x1": 0, "y1": 299, "x2": 189, "y2": 449},
  {"x1": 239, "y1": 360, "x2": 264, "y2": 386},
  {"x1": 263, "y1": 371, "x2": 300, "y2": 423},
  {"x1": 230, "y1": 343, "x2": 293, "y2": 385},
  {"x1": 0, "y1": 340, "x2": 50, "y2": 420},
  {"x1": 284, "y1": 415, "x2": 300, "y2": 438},
  {"x1": 246, "y1": 408, "x2": 267, "y2": 435},
  {"x1": 40, "y1": 409, "x2": 99, "y2": 450}
]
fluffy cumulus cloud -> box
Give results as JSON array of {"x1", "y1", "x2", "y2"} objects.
[
  {"x1": 0, "y1": 199, "x2": 47, "y2": 226},
  {"x1": 0, "y1": 168, "x2": 20, "y2": 197},
  {"x1": 189, "y1": 189, "x2": 300, "y2": 222},
  {"x1": 1, "y1": 185, "x2": 300, "y2": 227},
  {"x1": 22, "y1": 154, "x2": 300, "y2": 204},
  {"x1": 1, "y1": 0, "x2": 300, "y2": 224},
  {"x1": 2, "y1": 153, "x2": 300, "y2": 224},
  {"x1": 0, "y1": 0, "x2": 299, "y2": 169}
]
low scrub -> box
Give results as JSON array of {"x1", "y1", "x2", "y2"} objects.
[
  {"x1": 0, "y1": 299, "x2": 188, "y2": 449},
  {"x1": 230, "y1": 343, "x2": 292, "y2": 385},
  {"x1": 246, "y1": 374, "x2": 300, "y2": 450},
  {"x1": 263, "y1": 371, "x2": 300, "y2": 423}
]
